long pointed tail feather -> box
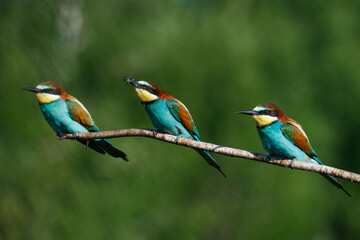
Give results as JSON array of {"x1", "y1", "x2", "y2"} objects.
[
  {"x1": 312, "y1": 157, "x2": 351, "y2": 197},
  {"x1": 78, "y1": 139, "x2": 128, "y2": 161},
  {"x1": 97, "y1": 139, "x2": 129, "y2": 161},
  {"x1": 320, "y1": 173, "x2": 351, "y2": 197},
  {"x1": 78, "y1": 140, "x2": 106, "y2": 154},
  {"x1": 196, "y1": 149, "x2": 226, "y2": 178}
]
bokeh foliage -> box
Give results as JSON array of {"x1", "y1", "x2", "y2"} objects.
[{"x1": 1, "y1": 0, "x2": 359, "y2": 239}]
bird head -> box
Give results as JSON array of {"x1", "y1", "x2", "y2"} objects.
[
  {"x1": 235, "y1": 103, "x2": 283, "y2": 127},
  {"x1": 23, "y1": 81, "x2": 64, "y2": 104},
  {"x1": 124, "y1": 77, "x2": 161, "y2": 102}
]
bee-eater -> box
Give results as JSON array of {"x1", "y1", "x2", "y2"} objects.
[
  {"x1": 23, "y1": 81, "x2": 128, "y2": 160},
  {"x1": 236, "y1": 103, "x2": 350, "y2": 197},
  {"x1": 124, "y1": 77, "x2": 225, "y2": 177}
]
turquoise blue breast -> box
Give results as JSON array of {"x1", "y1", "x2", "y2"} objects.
[
  {"x1": 39, "y1": 100, "x2": 89, "y2": 134},
  {"x1": 257, "y1": 121, "x2": 311, "y2": 162},
  {"x1": 144, "y1": 99, "x2": 192, "y2": 138}
]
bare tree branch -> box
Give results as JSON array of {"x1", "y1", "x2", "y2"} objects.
[{"x1": 59, "y1": 128, "x2": 360, "y2": 184}]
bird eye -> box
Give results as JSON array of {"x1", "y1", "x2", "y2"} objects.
[
  {"x1": 145, "y1": 86, "x2": 151, "y2": 91},
  {"x1": 264, "y1": 110, "x2": 269, "y2": 114},
  {"x1": 46, "y1": 89, "x2": 52, "y2": 93}
]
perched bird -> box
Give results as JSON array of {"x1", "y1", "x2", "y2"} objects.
[
  {"x1": 235, "y1": 103, "x2": 350, "y2": 197},
  {"x1": 124, "y1": 77, "x2": 225, "y2": 177},
  {"x1": 23, "y1": 81, "x2": 128, "y2": 160}
]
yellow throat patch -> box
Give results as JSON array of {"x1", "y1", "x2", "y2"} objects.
[
  {"x1": 35, "y1": 93, "x2": 60, "y2": 104},
  {"x1": 252, "y1": 115, "x2": 278, "y2": 127},
  {"x1": 135, "y1": 89, "x2": 158, "y2": 102}
]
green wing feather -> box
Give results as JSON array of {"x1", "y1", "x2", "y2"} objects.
[
  {"x1": 65, "y1": 99, "x2": 99, "y2": 132},
  {"x1": 166, "y1": 99, "x2": 200, "y2": 139},
  {"x1": 280, "y1": 122, "x2": 318, "y2": 159}
]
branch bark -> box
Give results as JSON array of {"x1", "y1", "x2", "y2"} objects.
[{"x1": 60, "y1": 128, "x2": 360, "y2": 184}]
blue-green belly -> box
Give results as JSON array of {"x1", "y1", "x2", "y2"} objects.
[
  {"x1": 144, "y1": 99, "x2": 191, "y2": 139},
  {"x1": 257, "y1": 121, "x2": 313, "y2": 163},
  {"x1": 39, "y1": 100, "x2": 89, "y2": 135}
]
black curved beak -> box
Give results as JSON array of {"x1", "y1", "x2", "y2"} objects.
[
  {"x1": 234, "y1": 110, "x2": 258, "y2": 116},
  {"x1": 22, "y1": 87, "x2": 40, "y2": 93},
  {"x1": 123, "y1": 77, "x2": 140, "y2": 88}
]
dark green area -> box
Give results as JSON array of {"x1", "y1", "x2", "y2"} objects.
[{"x1": 1, "y1": 0, "x2": 359, "y2": 239}]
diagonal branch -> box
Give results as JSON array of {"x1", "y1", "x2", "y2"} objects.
[{"x1": 59, "y1": 128, "x2": 360, "y2": 184}]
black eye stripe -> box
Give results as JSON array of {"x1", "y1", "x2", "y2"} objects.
[
  {"x1": 141, "y1": 85, "x2": 159, "y2": 95},
  {"x1": 42, "y1": 89, "x2": 60, "y2": 95},
  {"x1": 141, "y1": 85, "x2": 151, "y2": 90},
  {"x1": 260, "y1": 110, "x2": 278, "y2": 117},
  {"x1": 42, "y1": 89, "x2": 51, "y2": 93}
]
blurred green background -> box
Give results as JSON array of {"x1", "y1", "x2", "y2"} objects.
[{"x1": 1, "y1": 0, "x2": 359, "y2": 239}]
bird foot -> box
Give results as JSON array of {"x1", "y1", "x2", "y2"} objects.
[
  {"x1": 56, "y1": 133, "x2": 66, "y2": 140},
  {"x1": 174, "y1": 126, "x2": 184, "y2": 144},
  {"x1": 85, "y1": 140, "x2": 89, "y2": 150},
  {"x1": 266, "y1": 154, "x2": 277, "y2": 161},
  {"x1": 173, "y1": 135, "x2": 182, "y2": 144},
  {"x1": 289, "y1": 158, "x2": 296, "y2": 169},
  {"x1": 142, "y1": 128, "x2": 158, "y2": 137},
  {"x1": 73, "y1": 132, "x2": 79, "y2": 139}
]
